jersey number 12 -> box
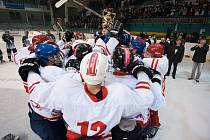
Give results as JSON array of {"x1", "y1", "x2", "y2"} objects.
[{"x1": 77, "y1": 121, "x2": 107, "y2": 137}]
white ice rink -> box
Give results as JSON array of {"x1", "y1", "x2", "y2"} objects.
[{"x1": 0, "y1": 35, "x2": 210, "y2": 140}]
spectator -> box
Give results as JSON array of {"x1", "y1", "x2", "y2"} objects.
[
  {"x1": 2, "y1": 31, "x2": 17, "y2": 62},
  {"x1": 188, "y1": 35, "x2": 209, "y2": 83},
  {"x1": 165, "y1": 38, "x2": 185, "y2": 79},
  {"x1": 22, "y1": 31, "x2": 30, "y2": 47}
]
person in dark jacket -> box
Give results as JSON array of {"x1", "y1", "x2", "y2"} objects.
[
  {"x1": 2, "y1": 31, "x2": 17, "y2": 62},
  {"x1": 165, "y1": 38, "x2": 185, "y2": 79},
  {"x1": 188, "y1": 35, "x2": 209, "y2": 83},
  {"x1": 22, "y1": 31, "x2": 30, "y2": 47}
]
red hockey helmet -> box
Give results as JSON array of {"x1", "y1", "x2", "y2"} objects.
[
  {"x1": 28, "y1": 35, "x2": 50, "y2": 52},
  {"x1": 32, "y1": 35, "x2": 50, "y2": 45},
  {"x1": 74, "y1": 32, "x2": 85, "y2": 40},
  {"x1": 147, "y1": 43, "x2": 164, "y2": 58}
]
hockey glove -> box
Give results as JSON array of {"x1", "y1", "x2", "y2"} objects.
[
  {"x1": 18, "y1": 58, "x2": 40, "y2": 82},
  {"x1": 131, "y1": 62, "x2": 153, "y2": 79},
  {"x1": 150, "y1": 69, "x2": 161, "y2": 85}
]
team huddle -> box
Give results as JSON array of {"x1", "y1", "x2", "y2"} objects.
[{"x1": 14, "y1": 29, "x2": 169, "y2": 140}]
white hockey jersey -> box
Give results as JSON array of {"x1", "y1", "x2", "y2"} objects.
[
  {"x1": 46, "y1": 72, "x2": 154, "y2": 139},
  {"x1": 24, "y1": 66, "x2": 67, "y2": 120},
  {"x1": 142, "y1": 56, "x2": 168, "y2": 110},
  {"x1": 142, "y1": 55, "x2": 169, "y2": 77}
]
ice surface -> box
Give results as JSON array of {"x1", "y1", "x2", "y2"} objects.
[{"x1": 0, "y1": 35, "x2": 210, "y2": 140}]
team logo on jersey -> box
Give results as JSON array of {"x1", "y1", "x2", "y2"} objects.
[{"x1": 87, "y1": 53, "x2": 98, "y2": 76}]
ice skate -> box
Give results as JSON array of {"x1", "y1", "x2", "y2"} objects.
[{"x1": 1, "y1": 134, "x2": 20, "y2": 140}]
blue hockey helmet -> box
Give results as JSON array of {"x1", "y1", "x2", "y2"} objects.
[
  {"x1": 118, "y1": 33, "x2": 132, "y2": 46},
  {"x1": 131, "y1": 37, "x2": 146, "y2": 56},
  {"x1": 35, "y1": 43, "x2": 61, "y2": 66}
]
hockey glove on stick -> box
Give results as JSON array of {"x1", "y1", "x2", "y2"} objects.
[{"x1": 18, "y1": 58, "x2": 40, "y2": 82}]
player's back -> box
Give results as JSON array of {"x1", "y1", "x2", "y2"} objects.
[
  {"x1": 105, "y1": 72, "x2": 137, "y2": 89},
  {"x1": 48, "y1": 76, "x2": 150, "y2": 139}
]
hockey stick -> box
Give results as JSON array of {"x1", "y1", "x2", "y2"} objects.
[
  {"x1": 55, "y1": 0, "x2": 130, "y2": 34},
  {"x1": 55, "y1": 0, "x2": 68, "y2": 8},
  {"x1": 53, "y1": 18, "x2": 64, "y2": 40},
  {"x1": 72, "y1": 0, "x2": 102, "y2": 18}
]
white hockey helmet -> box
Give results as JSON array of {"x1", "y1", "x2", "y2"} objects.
[{"x1": 80, "y1": 52, "x2": 108, "y2": 85}]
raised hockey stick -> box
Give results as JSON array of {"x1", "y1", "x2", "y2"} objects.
[
  {"x1": 55, "y1": 0, "x2": 68, "y2": 8},
  {"x1": 53, "y1": 18, "x2": 64, "y2": 40},
  {"x1": 72, "y1": 0, "x2": 103, "y2": 18},
  {"x1": 55, "y1": 0, "x2": 130, "y2": 34}
]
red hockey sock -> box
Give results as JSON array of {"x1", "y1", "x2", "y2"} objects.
[{"x1": 150, "y1": 110, "x2": 159, "y2": 127}]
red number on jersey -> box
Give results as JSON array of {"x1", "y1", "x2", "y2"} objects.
[{"x1": 77, "y1": 121, "x2": 107, "y2": 137}]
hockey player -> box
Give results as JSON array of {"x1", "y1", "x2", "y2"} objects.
[
  {"x1": 45, "y1": 52, "x2": 154, "y2": 139},
  {"x1": 106, "y1": 45, "x2": 166, "y2": 139},
  {"x1": 18, "y1": 43, "x2": 67, "y2": 140},
  {"x1": 142, "y1": 43, "x2": 168, "y2": 138},
  {"x1": 107, "y1": 46, "x2": 150, "y2": 139},
  {"x1": 20, "y1": 51, "x2": 154, "y2": 139},
  {"x1": 131, "y1": 36, "x2": 146, "y2": 59},
  {"x1": 22, "y1": 31, "x2": 30, "y2": 47},
  {"x1": 2, "y1": 31, "x2": 17, "y2": 62},
  {"x1": 14, "y1": 35, "x2": 50, "y2": 66},
  {"x1": 57, "y1": 31, "x2": 74, "y2": 50},
  {"x1": 74, "y1": 32, "x2": 86, "y2": 40},
  {"x1": 65, "y1": 43, "x2": 92, "y2": 73}
]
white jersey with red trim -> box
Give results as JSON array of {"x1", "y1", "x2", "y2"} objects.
[
  {"x1": 14, "y1": 46, "x2": 32, "y2": 66},
  {"x1": 26, "y1": 71, "x2": 58, "y2": 119},
  {"x1": 150, "y1": 75, "x2": 166, "y2": 111},
  {"x1": 46, "y1": 72, "x2": 153, "y2": 139},
  {"x1": 142, "y1": 56, "x2": 168, "y2": 110},
  {"x1": 24, "y1": 66, "x2": 68, "y2": 119},
  {"x1": 142, "y1": 55, "x2": 169, "y2": 77},
  {"x1": 105, "y1": 72, "x2": 152, "y2": 124}
]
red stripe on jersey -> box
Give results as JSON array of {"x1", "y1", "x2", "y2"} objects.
[
  {"x1": 112, "y1": 71, "x2": 129, "y2": 76},
  {"x1": 136, "y1": 86, "x2": 150, "y2": 90},
  {"x1": 66, "y1": 130, "x2": 108, "y2": 140},
  {"x1": 136, "y1": 81, "x2": 150, "y2": 86},
  {"x1": 87, "y1": 53, "x2": 98, "y2": 76},
  {"x1": 24, "y1": 85, "x2": 29, "y2": 93},
  {"x1": 154, "y1": 59, "x2": 159, "y2": 70},
  {"x1": 162, "y1": 79, "x2": 166, "y2": 96},
  {"x1": 13, "y1": 52, "x2": 18, "y2": 64},
  {"x1": 151, "y1": 58, "x2": 155, "y2": 69},
  {"x1": 23, "y1": 82, "x2": 29, "y2": 93},
  {"x1": 123, "y1": 48, "x2": 131, "y2": 67},
  {"x1": 28, "y1": 81, "x2": 40, "y2": 91},
  {"x1": 73, "y1": 45, "x2": 80, "y2": 57},
  {"x1": 98, "y1": 45, "x2": 107, "y2": 56},
  {"x1": 105, "y1": 45, "x2": 111, "y2": 55},
  {"x1": 29, "y1": 86, "x2": 36, "y2": 94}
]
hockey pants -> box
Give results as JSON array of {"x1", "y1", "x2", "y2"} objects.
[
  {"x1": 0, "y1": 49, "x2": 3, "y2": 61},
  {"x1": 28, "y1": 107, "x2": 67, "y2": 140},
  {"x1": 7, "y1": 48, "x2": 17, "y2": 61}
]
